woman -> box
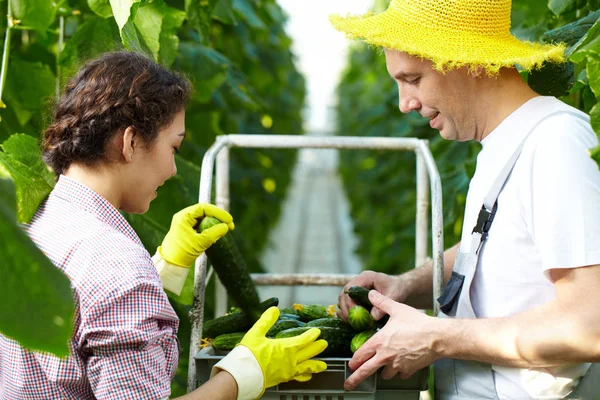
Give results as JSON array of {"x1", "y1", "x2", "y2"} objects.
[{"x1": 0, "y1": 51, "x2": 326, "y2": 400}]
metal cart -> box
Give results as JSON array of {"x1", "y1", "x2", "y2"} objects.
[{"x1": 188, "y1": 134, "x2": 445, "y2": 399}]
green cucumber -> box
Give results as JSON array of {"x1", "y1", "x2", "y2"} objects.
[
  {"x1": 344, "y1": 286, "x2": 389, "y2": 328},
  {"x1": 275, "y1": 326, "x2": 354, "y2": 357},
  {"x1": 203, "y1": 297, "x2": 279, "y2": 338},
  {"x1": 199, "y1": 216, "x2": 261, "y2": 321},
  {"x1": 266, "y1": 319, "x2": 305, "y2": 338},
  {"x1": 280, "y1": 307, "x2": 299, "y2": 315},
  {"x1": 345, "y1": 286, "x2": 372, "y2": 310},
  {"x1": 293, "y1": 304, "x2": 335, "y2": 322},
  {"x1": 305, "y1": 317, "x2": 353, "y2": 331},
  {"x1": 348, "y1": 305, "x2": 376, "y2": 331},
  {"x1": 212, "y1": 332, "x2": 246, "y2": 351},
  {"x1": 350, "y1": 330, "x2": 376, "y2": 353}
]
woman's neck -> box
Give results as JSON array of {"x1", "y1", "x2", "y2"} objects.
[{"x1": 64, "y1": 164, "x2": 124, "y2": 209}]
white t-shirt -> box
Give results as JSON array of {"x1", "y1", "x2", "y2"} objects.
[{"x1": 459, "y1": 96, "x2": 600, "y2": 399}]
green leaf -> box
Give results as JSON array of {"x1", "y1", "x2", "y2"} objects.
[
  {"x1": 159, "y1": 3, "x2": 186, "y2": 67},
  {"x1": 109, "y1": 0, "x2": 138, "y2": 31},
  {"x1": 543, "y1": 10, "x2": 600, "y2": 48},
  {"x1": 224, "y1": 69, "x2": 258, "y2": 109},
  {"x1": 9, "y1": 0, "x2": 54, "y2": 33},
  {"x1": 213, "y1": 0, "x2": 235, "y2": 25},
  {"x1": 59, "y1": 16, "x2": 122, "y2": 79},
  {"x1": 548, "y1": 0, "x2": 587, "y2": 15},
  {"x1": 528, "y1": 61, "x2": 575, "y2": 97},
  {"x1": 177, "y1": 43, "x2": 229, "y2": 102},
  {"x1": 133, "y1": 1, "x2": 165, "y2": 60},
  {"x1": 587, "y1": 57, "x2": 600, "y2": 98},
  {"x1": 0, "y1": 176, "x2": 74, "y2": 357},
  {"x1": 4, "y1": 58, "x2": 54, "y2": 112},
  {"x1": 0, "y1": 173, "x2": 16, "y2": 214},
  {"x1": 1, "y1": 134, "x2": 55, "y2": 187},
  {"x1": 589, "y1": 103, "x2": 600, "y2": 134},
  {"x1": 0, "y1": 153, "x2": 53, "y2": 223},
  {"x1": 185, "y1": 0, "x2": 219, "y2": 41},
  {"x1": 571, "y1": 18, "x2": 600, "y2": 62},
  {"x1": 232, "y1": 0, "x2": 265, "y2": 30},
  {"x1": 88, "y1": 0, "x2": 113, "y2": 18}
]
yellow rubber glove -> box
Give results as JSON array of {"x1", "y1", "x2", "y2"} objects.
[
  {"x1": 239, "y1": 307, "x2": 328, "y2": 394},
  {"x1": 158, "y1": 203, "x2": 234, "y2": 267}
]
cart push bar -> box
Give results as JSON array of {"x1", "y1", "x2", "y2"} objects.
[{"x1": 188, "y1": 134, "x2": 445, "y2": 392}]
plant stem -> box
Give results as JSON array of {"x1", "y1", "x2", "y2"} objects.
[
  {"x1": 56, "y1": 16, "x2": 64, "y2": 99},
  {"x1": 0, "y1": 1, "x2": 14, "y2": 109}
]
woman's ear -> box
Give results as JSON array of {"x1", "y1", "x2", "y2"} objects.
[{"x1": 121, "y1": 126, "x2": 138, "y2": 163}]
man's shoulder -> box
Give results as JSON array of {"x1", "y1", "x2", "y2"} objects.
[{"x1": 527, "y1": 104, "x2": 597, "y2": 152}]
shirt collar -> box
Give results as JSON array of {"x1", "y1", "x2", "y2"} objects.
[
  {"x1": 51, "y1": 175, "x2": 143, "y2": 246},
  {"x1": 481, "y1": 96, "x2": 552, "y2": 150}
]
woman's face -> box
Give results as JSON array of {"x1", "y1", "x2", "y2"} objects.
[{"x1": 121, "y1": 110, "x2": 186, "y2": 213}]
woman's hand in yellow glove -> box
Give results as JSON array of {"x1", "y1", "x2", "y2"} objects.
[
  {"x1": 211, "y1": 307, "x2": 328, "y2": 399},
  {"x1": 158, "y1": 203, "x2": 234, "y2": 267},
  {"x1": 241, "y1": 307, "x2": 328, "y2": 390}
]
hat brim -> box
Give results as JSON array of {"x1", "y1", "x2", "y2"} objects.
[{"x1": 330, "y1": 11, "x2": 566, "y2": 74}]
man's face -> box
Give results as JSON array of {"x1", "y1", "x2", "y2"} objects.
[{"x1": 384, "y1": 50, "x2": 477, "y2": 141}]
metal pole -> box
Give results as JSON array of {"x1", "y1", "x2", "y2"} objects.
[
  {"x1": 415, "y1": 146, "x2": 429, "y2": 268},
  {"x1": 187, "y1": 137, "x2": 229, "y2": 392},
  {"x1": 417, "y1": 141, "x2": 444, "y2": 316},
  {"x1": 214, "y1": 147, "x2": 230, "y2": 317},
  {"x1": 226, "y1": 134, "x2": 422, "y2": 150}
]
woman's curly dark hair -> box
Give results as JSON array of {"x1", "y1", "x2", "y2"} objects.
[{"x1": 43, "y1": 51, "x2": 191, "y2": 176}]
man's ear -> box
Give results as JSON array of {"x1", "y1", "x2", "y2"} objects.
[
  {"x1": 468, "y1": 66, "x2": 486, "y2": 78},
  {"x1": 121, "y1": 126, "x2": 138, "y2": 163}
]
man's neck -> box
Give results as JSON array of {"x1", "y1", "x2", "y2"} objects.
[{"x1": 473, "y1": 68, "x2": 540, "y2": 142}]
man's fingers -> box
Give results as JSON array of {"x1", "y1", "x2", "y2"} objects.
[
  {"x1": 348, "y1": 333, "x2": 378, "y2": 370},
  {"x1": 295, "y1": 339, "x2": 328, "y2": 362},
  {"x1": 246, "y1": 307, "x2": 279, "y2": 338},
  {"x1": 367, "y1": 290, "x2": 395, "y2": 315},
  {"x1": 371, "y1": 306, "x2": 385, "y2": 321},
  {"x1": 381, "y1": 364, "x2": 399, "y2": 380},
  {"x1": 344, "y1": 354, "x2": 382, "y2": 391},
  {"x1": 202, "y1": 203, "x2": 234, "y2": 229}
]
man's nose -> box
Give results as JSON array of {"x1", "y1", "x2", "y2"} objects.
[{"x1": 399, "y1": 96, "x2": 420, "y2": 114}]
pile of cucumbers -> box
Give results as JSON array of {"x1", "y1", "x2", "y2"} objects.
[
  {"x1": 203, "y1": 289, "x2": 382, "y2": 357},
  {"x1": 198, "y1": 216, "x2": 383, "y2": 357}
]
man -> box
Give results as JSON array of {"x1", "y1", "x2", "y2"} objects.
[{"x1": 330, "y1": 1, "x2": 600, "y2": 399}]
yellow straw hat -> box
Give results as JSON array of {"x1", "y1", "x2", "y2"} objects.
[{"x1": 330, "y1": 0, "x2": 566, "y2": 74}]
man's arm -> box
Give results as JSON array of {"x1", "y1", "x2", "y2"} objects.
[
  {"x1": 345, "y1": 264, "x2": 600, "y2": 389},
  {"x1": 398, "y1": 242, "x2": 460, "y2": 309},
  {"x1": 438, "y1": 263, "x2": 600, "y2": 367}
]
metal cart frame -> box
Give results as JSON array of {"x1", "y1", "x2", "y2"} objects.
[{"x1": 187, "y1": 134, "x2": 445, "y2": 392}]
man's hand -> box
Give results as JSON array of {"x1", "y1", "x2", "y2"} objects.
[
  {"x1": 240, "y1": 307, "x2": 328, "y2": 392},
  {"x1": 344, "y1": 290, "x2": 439, "y2": 390},
  {"x1": 158, "y1": 203, "x2": 234, "y2": 267},
  {"x1": 338, "y1": 271, "x2": 404, "y2": 321}
]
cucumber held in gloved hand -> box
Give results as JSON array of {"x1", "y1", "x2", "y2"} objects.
[{"x1": 199, "y1": 216, "x2": 261, "y2": 322}]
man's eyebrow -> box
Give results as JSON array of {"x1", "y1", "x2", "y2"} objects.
[{"x1": 394, "y1": 72, "x2": 420, "y2": 80}]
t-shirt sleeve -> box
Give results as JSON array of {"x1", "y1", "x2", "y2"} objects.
[
  {"x1": 80, "y1": 281, "x2": 180, "y2": 400},
  {"x1": 528, "y1": 117, "x2": 600, "y2": 275}
]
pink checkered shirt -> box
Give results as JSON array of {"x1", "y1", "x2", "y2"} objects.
[{"x1": 0, "y1": 176, "x2": 180, "y2": 399}]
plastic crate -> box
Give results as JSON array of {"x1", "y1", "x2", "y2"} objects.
[{"x1": 195, "y1": 346, "x2": 429, "y2": 399}]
